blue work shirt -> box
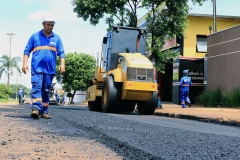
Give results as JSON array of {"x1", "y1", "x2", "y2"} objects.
[
  {"x1": 24, "y1": 30, "x2": 65, "y2": 75},
  {"x1": 180, "y1": 76, "x2": 192, "y2": 92},
  {"x1": 18, "y1": 89, "x2": 24, "y2": 96}
]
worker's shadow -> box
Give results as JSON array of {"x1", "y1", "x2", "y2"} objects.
[{"x1": 5, "y1": 114, "x2": 33, "y2": 119}]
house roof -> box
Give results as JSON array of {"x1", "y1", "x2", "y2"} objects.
[
  {"x1": 188, "y1": 13, "x2": 240, "y2": 20},
  {"x1": 138, "y1": 13, "x2": 240, "y2": 27}
]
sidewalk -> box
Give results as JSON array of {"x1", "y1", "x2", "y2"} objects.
[{"x1": 155, "y1": 103, "x2": 240, "y2": 128}]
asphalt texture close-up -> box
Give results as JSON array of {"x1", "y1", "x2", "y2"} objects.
[{"x1": 1, "y1": 103, "x2": 240, "y2": 160}]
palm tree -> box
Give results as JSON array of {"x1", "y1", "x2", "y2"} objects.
[{"x1": 0, "y1": 54, "x2": 22, "y2": 86}]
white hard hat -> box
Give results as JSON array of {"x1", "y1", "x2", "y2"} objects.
[{"x1": 43, "y1": 12, "x2": 56, "y2": 22}]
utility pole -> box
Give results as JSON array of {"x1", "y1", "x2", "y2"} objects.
[
  {"x1": 7, "y1": 33, "x2": 16, "y2": 87},
  {"x1": 212, "y1": 0, "x2": 217, "y2": 33}
]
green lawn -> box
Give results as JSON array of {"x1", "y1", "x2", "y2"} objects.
[{"x1": 0, "y1": 99, "x2": 18, "y2": 103}]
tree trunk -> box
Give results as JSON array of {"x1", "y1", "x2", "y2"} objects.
[
  {"x1": 70, "y1": 90, "x2": 76, "y2": 104},
  {"x1": 7, "y1": 72, "x2": 10, "y2": 87}
]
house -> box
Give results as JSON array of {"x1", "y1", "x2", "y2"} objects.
[{"x1": 138, "y1": 13, "x2": 240, "y2": 104}]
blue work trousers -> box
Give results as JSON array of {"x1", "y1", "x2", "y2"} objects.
[
  {"x1": 180, "y1": 90, "x2": 191, "y2": 108},
  {"x1": 31, "y1": 73, "x2": 54, "y2": 114},
  {"x1": 18, "y1": 95, "x2": 23, "y2": 105},
  {"x1": 55, "y1": 95, "x2": 60, "y2": 103}
]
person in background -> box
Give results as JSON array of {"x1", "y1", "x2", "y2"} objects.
[
  {"x1": 55, "y1": 91, "x2": 60, "y2": 104},
  {"x1": 22, "y1": 88, "x2": 25, "y2": 98},
  {"x1": 22, "y1": 12, "x2": 65, "y2": 119},
  {"x1": 180, "y1": 70, "x2": 192, "y2": 108},
  {"x1": 18, "y1": 88, "x2": 24, "y2": 105},
  {"x1": 61, "y1": 92, "x2": 65, "y2": 105}
]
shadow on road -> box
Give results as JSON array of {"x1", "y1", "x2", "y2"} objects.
[{"x1": 5, "y1": 115, "x2": 32, "y2": 119}]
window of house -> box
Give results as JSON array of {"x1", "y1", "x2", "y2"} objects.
[{"x1": 196, "y1": 35, "x2": 207, "y2": 53}]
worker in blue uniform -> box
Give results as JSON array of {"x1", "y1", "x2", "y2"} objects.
[
  {"x1": 22, "y1": 12, "x2": 65, "y2": 119},
  {"x1": 18, "y1": 88, "x2": 24, "y2": 105},
  {"x1": 61, "y1": 92, "x2": 65, "y2": 105},
  {"x1": 55, "y1": 91, "x2": 60, "y2": 104},
  {"x1": 180, "y1": 70, "x2": 192, "y2": 108}
]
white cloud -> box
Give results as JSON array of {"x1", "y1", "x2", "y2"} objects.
[
  {"x1": 47, "y1": 1, "x2": 83, "y2": 23},
  {"x1": 26, "y1": 1, "x2": 83, "y2": 23}
]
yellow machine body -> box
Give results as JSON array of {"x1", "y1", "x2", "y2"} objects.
[{"x1": 86, "y1": 53, "x2": 157, "y2": 102}]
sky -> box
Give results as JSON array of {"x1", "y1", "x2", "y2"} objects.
[{"x1": 0, "y1": 0, "x2": 239, "y2": 89}]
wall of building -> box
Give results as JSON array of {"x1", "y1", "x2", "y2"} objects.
[
  {"x1": 184, "y1": 16, "x2": 240, "y2": 58},
  {"x1": 207, "y1": 25, "x2": 240, "y2": 91},
  {"x1": 137, "y1": 14, "x2": 240, "y2": 103},
  {"x1": 65, "y1": 91, "x2": 86, "y2": 104},
  {"x1": 172, "y1": 16, "x2": 240, "y2": 104}
]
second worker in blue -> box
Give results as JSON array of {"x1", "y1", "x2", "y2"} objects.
[{"x1": 180, "y1": 70, "x2": 192, "y2": 108}]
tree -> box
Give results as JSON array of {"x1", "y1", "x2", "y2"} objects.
[
  {"x1": 0, "y1": 54, "x2": 22, "y2": 86},
  {"x1": 56, "y1": 52, "x2": 97, "y2": 103},
  {"x1": 72, "y1": 0, "x2": 207, "y2": 27},
  {"x1": 72, "y1": 0, "x2": 207, "y2": 72},
  {"x1": 72, "y1": 0, "x2": 127, "y2": 27},
  {"x1": 0, "y1": 83, "x2": 13, "y2": 99},
  {"x1": 144, "y1": 0, "x2": 187, "y2": 72}
]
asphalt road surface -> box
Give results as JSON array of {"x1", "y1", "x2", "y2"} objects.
[{"x1": 1, "y1": 104, "x2": 240, "y2": 160}]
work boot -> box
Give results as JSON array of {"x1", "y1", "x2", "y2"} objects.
[
  {"x1": 31, "y1": 108, "x2": 40, "y2": 119},
  {"x1": 41, "y1": 113, "x2": 51, "y2": 119}
]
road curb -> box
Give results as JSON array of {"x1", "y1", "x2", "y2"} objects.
[{"x1": 155, "y1": 112, "x2": 240, "y2": 128}]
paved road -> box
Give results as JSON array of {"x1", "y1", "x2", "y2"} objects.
[
  {"x1": 1, "y1": 104, "x2": 240, "y2": 159},
  {"x1": 113, "y1": 113, "x2": 240, "y2": 137}
]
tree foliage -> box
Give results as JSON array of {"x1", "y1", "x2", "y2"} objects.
[
  {"x1": 72, "y1": 0, "x2": 207, "y2": 72},
  {"x1": 0, "y1": 83, "x2": 13, "y2": 99},
  {"x1": 72, "y1": 0, "x2": 207, "y2": 28},
  {"x1": 144, "y1": 0, "x2": 188, "y2": 71},
  {"x1": 72, "y1": 0, "x2": 128, "y2": 27},
  {"x1": 56, "y1": 52, "x2": 97, "y2": 103},
  {"x1": 0, "y1": 54, "x2": 22, "y2": 86}
]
